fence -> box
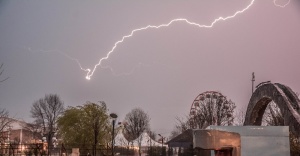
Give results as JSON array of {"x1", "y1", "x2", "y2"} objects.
[
  {"x1": 0, "y1": 143, "x2": 169, "y2": 156},
  {"x1": 0, "y1": 143, "x2": 110, "y2": 156}
]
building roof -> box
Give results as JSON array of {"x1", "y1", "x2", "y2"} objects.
[{"x1": 166, "y1": 129, "x2": 193, "y2": 148}]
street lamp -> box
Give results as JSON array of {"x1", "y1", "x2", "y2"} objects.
[
  {"x1": 110, "y1": 113, "x2": 118, "y2": 156},
  {"x1": 158, "y1": 134, "x2": 164, "y2": 156}
]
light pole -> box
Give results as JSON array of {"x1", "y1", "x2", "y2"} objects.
[
  {"x1": 252, "y1": 72, "x2": 255, "y2": 94},
  {"x1": 158, "y1": 134, "x2": 164, "y2": 156},
  {"x1": 110, "y1": 113, "x2": 118, "y2": 156}
]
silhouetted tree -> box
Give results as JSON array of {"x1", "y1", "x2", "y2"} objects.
[
  {"x1": 0, "y1": 63, "x2": 12, "y2": 142},
  {"x1": 0, "y1": 63, "x2": 9, "y2": 84},
  {"x1": 21, "y1": 121, "x2": 43, "y2": 143},
  {"x1": 0, "y1": 109, "x2": 13, "y2": 143},
  {"x1": 30, "y1": 94, "x2": 64, "y2": 156},
  {"x1": 169, "y1": 116, "x2": 190, "y2": 139},
  {"x1": 123, "y1": 108, "x2": 150, "y2": 156},
  {"x1": 145, "y1": 130, "x2": 157, "y2": 155},
  {"x1": 234, "y1": 109, "x2": 246, "y2": 126},
  {"x1": 146, "y1": 129, "x2": 156, "y2": 141}
]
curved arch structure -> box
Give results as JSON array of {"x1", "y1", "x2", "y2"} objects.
[{"x1": 244, "y1": 82, "x2": 300, "y2": 136}]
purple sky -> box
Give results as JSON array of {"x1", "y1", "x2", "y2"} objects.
[{"x1": 0, "y1": 0, "x2": 300, "y2": 136}]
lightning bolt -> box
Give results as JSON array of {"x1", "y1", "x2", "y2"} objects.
[
  {"x1": 273, "y1": 0, "x2": 291, "y2": 8},
  {"x1": 28, "y1": 0, "x2": 291, "y2": 80},
  {"x1": 85, "y1": 0, "x2": 256, "y2": 80},
  {"x1": 25, "y1": 47, "x2": 154, "y2": 77},
  {"x1": 26, "y1": 47, "x2": 91, "y2": 74},
  {"x1": 101, "y1": 62, "x2": 153, "y2": 76}
]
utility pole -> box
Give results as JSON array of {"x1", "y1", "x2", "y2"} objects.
[{"x1": 252, "y1": 72, "x2": 255, "y2": 94}]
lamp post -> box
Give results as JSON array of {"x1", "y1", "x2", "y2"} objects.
[
  {"x1": 158, "y1": 134, "x2": 164, "y2": 156},
  {"x1": 110, "y1": 113, "x2": 118, "y2": 156},
  {"x1": 252, "y1": 72, "x2": 255, "y2": 94}
]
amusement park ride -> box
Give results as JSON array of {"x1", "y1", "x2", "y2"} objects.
[{"x1": 183, "y1": 81, "x2": 300, "y2": 156}]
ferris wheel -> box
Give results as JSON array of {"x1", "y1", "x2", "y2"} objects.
[{"x1": 189, "y1": 91, "x2": 233, "y2": 129}]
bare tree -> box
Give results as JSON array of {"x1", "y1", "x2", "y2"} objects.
[
  {"x1": 234, "y1": 109, "x2": 246, "y2": 126},
  {"x1": 146, "y1": 129, "x2": 156, "y2": 141},
  {"x1": 0, "y1": 63, "x2": 9, "y2": 84},
  {"x1": 0, "y1": 108, "x2": 13, "y2": 143},
  {"x1": 169, "y1": 128, "x2": 181, "y2": 140},
  {"x1": 123, "y1": 108, "x2": 150, "y2": 156},
  {"x1": 0, "y1": 63, "x2": 11, "y2": 142},
  {"x1": 21, "y1": 121, "x2": 43, "y2": 143},
  {"x1": 30, "y1": 94, "x2": 64, "y2": 155},
  {"x1": 169, "y1": 116, "x2": 190, "y2": 139}
]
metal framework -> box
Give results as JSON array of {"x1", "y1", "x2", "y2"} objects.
[{"x1": 189, "y1": 91, "x2": 229, "y2": 129}]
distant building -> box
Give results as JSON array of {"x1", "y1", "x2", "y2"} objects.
[
  {"x1": 0, "y1": 118, "x2": 43, "y2": 155},
  {"x1": 1, "y1": 118, "x2": 42, "y2": 144}
]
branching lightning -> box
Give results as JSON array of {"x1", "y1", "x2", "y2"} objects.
[
  {"x1": 101, "y1": 62, "x2": 153, "y2": 76},
  {"x1": 26, "y1": 47, "x2": 153, "y2": 77},
  {"x1": 28, "y1": 0, "x2": 291, "y2": 80},
  {"x1": 273, "y1": 0, "x2": 291, "y2": 8},
  {"x1": 26, "y1": 47, "x2": 91, "y2": 74},
  {"x1": 84, "y1": 0, "x2": 257, "y2": 80}
]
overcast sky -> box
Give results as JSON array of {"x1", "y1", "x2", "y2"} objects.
[{"x1": 0, "y1": 0, "x2": 300, "y2": 136}]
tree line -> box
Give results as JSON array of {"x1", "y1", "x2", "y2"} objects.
[
  {"x1": 28, "y1": 94, "x2": 152, "y2": 156},
  {"x1": 1, "y1": 64, "x2": 299, "y2": 156},
  {"x1": 1, "y1": 93, "x2": 298, "y2": 156}
]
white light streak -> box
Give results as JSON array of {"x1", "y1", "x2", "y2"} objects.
[
  {"x1": 273, "y1": 0, "x2": 291, "y2": 8},
  {"x1": 85, "y1": 0, "x2": 256, "y2": 80},
  {"x1": 102, "y1": 62, "x2": 156, "y2": 77},
  {"x1": 26, "y1": 47, "x2": 92, "y2": 79},
  {"x1": 28, "y1": 0, "x2": 291, "y2": 80},
  {"x1": 26, "y1": 47, "x2": 154, "y2": 78}
]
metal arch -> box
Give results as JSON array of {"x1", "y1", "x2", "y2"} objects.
[{"x1": 244, "y1": 83, "x2": 300, "y2": 136}]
